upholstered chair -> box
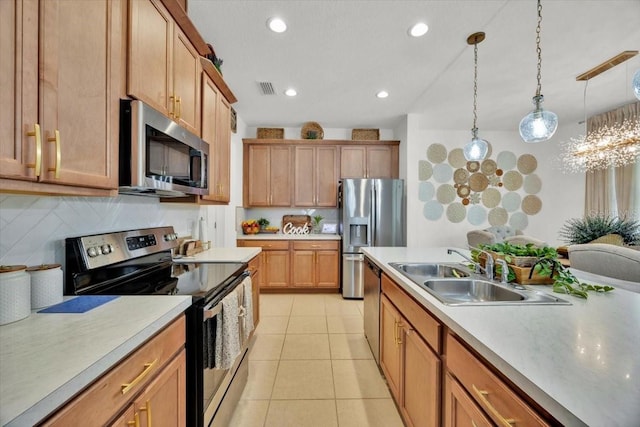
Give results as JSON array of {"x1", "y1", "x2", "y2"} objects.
[
  {"x1": 466, "y1": 226, "x2": 523, "y2": 248},
  {"x1": 568, "y1": 243, "x2": 640, "y2": 284}
]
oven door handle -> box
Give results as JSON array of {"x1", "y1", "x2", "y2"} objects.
[{"x1": 203, "y1": 303, "x2": 222, "y2": 321}]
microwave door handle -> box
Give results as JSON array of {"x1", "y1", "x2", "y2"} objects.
[{"x1": 200, "y1": 150, "x2": 207, "y2": 189}]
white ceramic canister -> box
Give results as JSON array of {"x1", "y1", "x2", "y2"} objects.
[
  {"x1": 0, "y1": 265, "x2": 31, "y2": 325},
  {"x1": 27, "y1": 264, "x2": 63, "y2": 309}
]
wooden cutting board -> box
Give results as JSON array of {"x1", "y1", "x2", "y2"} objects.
[{"x1": 282, "y1": 215, "x2": 311, "y2": 228}]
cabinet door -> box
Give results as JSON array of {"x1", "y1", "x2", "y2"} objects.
[
  {"x1": 367, "y1": 146, "x2": 394, "y2": 178},
  {"x1": 172, "y1": 25, "x2": 201, "y2": 136},
  {"x1": 316, "y1": 146, "x2": 338, "y2": 206},
  {"x1": 246, "y1": 145, "x2": 270, "y2": 206},
  {"x1": 0, "y1": 0, "x2": 38, "y2": 181},
  {"x1": 316, "y1": 250, "x2": 339, "y2": 288},
  {"x1": 134, "y1": 350, "x2": 187, "y2": 427},
  {"x1": 38, "y1": 0, "x2": 121, "y2": 189},
  {"x1": 293, "y1": 146, "x2": 315, "y2": 206},
  {"x1": 291, "y1": 249, "x2": 314, "y2": 287},
  {"x1": 264, "y1": 251, "x2": 290, "y2": 287},
  {"x1": 108, "y1": 405, "x2": 136, "y2": 426},
  {"x1": 213, "y1": 95, "x2": 231, "y2": 202},
  {"x1": 402, "y1": 328, "x2": 441, "y2": 427},
  {"x1": 340, "y1": 146, "x2": 367, "y2": 178},
  {"x1": 444, "y1": 374, "x2": 492, "y2": 427},
  {"x1": 128, "y1": 0, "x2": 172, "y2": 117},
  {"x1": 269, "y1": 146, "x2": 292, "y2": 206},
  {"x1": 201, "y1": 73, "x2": 218, "y2": 201},
  {"x1": 380, "y1": 295, "x2": 402, "y2": 402}
]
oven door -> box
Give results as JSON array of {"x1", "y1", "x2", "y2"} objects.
[{"x1": 198, "y1": 272, "x2": 252, "y2": 427}]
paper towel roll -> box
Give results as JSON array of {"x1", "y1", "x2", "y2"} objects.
[
  {"x1": 27, "y1": 264, "x2": 63, "y2": 309},
  {"x1": 0, "y1": 265, "x2": 31, "y2": 325},
  {"x1": 199, "y1": 217, "x2": 209, "y2": 244}
]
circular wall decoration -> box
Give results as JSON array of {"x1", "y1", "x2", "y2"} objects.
[
  {"x1": 436, "y1": 184, "x2": 456, "y2": 204},
  {"x1": 456, "y1": 184, "x2": 471, "y2": 198},
  {"x1": 418, "y1": 160, "x2": 433, "y2": 181},
  {"x1": 496, "y1": 151, "x2": 517, "y2": 170},
  {"x1": 453, "y1": 168, "x2": 469, "y2": 184},
  {"x1": 522, "y1": 195, "x2": 542, "y2": 215},
  {"x1": 467, "y1": 205, "x2": 487, "y2": 225},
  {"x1": 446, "y1": 203, "x2": 466, "y2": 223},
  {"x1": 488, "y1": 207, "x2": 508, "y2": 226},
  {"x1": 517, "y1": 154, "x2": 538, "y2": 174},
  {"x1": 523, "y1": 173, "x2": 542, "y2": 194},
  {"x1": 480, "y1": 159, "x2": 497, "y2": 175},
  {"x1": 433, "y1": 163, "x2": 453, "y2": 183},
  {"x1": 509, "y1": 212, "x2": 529, "y2": 230},
  {"x1": 418, "y1": 181, "x2": 435, "y2": 202},
  {"x1": 423, "y1": 200, "x2": 444, "y2": 220},
  {"x1": 427, "y1": 144, "x2": 448, "y2": 163},
  {"x1": 502, "y1": 191, "x2": 522, "y2": 212},
  {"x1": 468, "y1": 173, "x2": 489, "y2": 192},
  {"x1": 502, "y1": 170, "x2": 523, "y2": 191},
  {"x1": 482, "y1": 188, "x2": 501, "y2": 208},
  {"x1": 448, "y1": 148, "x2": 467, "y2": 168},
  {"x1": 466, "y1": 161, "x2": 480, "y2": 173}
]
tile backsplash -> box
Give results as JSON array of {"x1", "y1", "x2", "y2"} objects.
[{"x1": 0, "y1": 194, "x2": 203, "y2": 266}]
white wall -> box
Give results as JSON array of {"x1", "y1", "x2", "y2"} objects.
[{"x1": 404, "y1": 117, "x2": 586, "y2": 249}]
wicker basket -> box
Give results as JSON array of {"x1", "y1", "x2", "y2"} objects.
[
  {"x1": 257, "y1": 127, "x2": 284, "y2": 139},
  {"x1": 352, "y1": 128, "x2": 380, "y2": 140}
]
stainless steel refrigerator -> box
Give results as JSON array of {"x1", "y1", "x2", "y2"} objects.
[{"x1": 339, "y1": 178, "x2": 406, "y2": 299}]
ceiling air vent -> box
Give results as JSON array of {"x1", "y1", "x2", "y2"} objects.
[{"x1": 258, "y1": 81, "x2": 277, "y2": 95}]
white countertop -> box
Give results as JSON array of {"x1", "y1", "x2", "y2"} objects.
[
  {"x1": 236, "y1": 233, "x2": 341, "y2": 241},
  {"x1": 362, "y1": 247, "x2": 640, "y2": 427},
  {"x1": 172, "y1": 246, "x2": 261, "y2": 263},
  {"x1": 0, "y1": 295, "x2": 192, "y2": 426}
]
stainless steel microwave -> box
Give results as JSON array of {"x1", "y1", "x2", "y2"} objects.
[{"x1": 119, "y1": 99, "x2": 208, "y2": 197}]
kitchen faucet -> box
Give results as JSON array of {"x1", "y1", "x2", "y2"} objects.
[
  {"x1": 447, "y1": 248, "x2": 494, "y2": 280},
  {"x1": 495, "y1": 259, "x2": 509, "y2": 284}
]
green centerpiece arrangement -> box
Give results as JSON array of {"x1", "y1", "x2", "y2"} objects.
[
  {"x1": 472, "y1": 242, "x2": 614, "y2": 299},
  {"x1": 559, "y1": 214, "x2": 639, "y2": 245}
]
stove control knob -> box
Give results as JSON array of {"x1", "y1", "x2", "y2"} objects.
[
  {"x1": 101, "y1": 244, "x2": 112, "y2": 255},
  {"x1": 87, "y1": 247, "x2": 98, "y2": 257}
]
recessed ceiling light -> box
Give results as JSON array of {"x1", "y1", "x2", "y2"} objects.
[
  {"x1": 376, "y1": 90, "x2": 389, "y2": 99},
  {"x1": 284, "y1": 88, "x2": 297, "y2": 97},
  {"x1": 409, "y1": 22, "x2": 429, "y2": 37},
  {"x1": 267, "y1": 17, "x2": 287, "y2": 33}
]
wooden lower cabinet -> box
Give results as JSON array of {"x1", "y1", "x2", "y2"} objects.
[
  {"x1": 444, "y1": 373, "x2": 493, "y2": 427},
  {"x1": 42, "y1": 316, "x2": 186, "y2": 426},
  {"x1": 237, "y1": 239, "x2": 340, "y2": 290},
  {"x1": 380, "y1": 294, "x2": 440, "y2": 427},
  {"x1": 247, "y1": 254, "x2": 261, "y2": 326}
]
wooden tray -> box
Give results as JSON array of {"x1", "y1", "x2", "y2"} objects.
[
  {"x1": 511, "y1": 264, "x2": 555, "y2": 285},
  {"x1": 485, "y1": 250, "x2": 538, "y2": 267},
  {"x1": 282, "y1": 215, "x2": 311, "y2": 228}
]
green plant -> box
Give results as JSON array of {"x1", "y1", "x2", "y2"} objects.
[
  {"x1": 312, "y1": 215, "x2": 324, "y2": 226},
  {"x1": 533, "y1": 259, "x2": 614, "y2": 299},
  {"x1": 257, "y1": 218, "x2": 270, "y2": 228},
  {"x1": 559, "y1": 214, "x2": 639, "y2": 245}
]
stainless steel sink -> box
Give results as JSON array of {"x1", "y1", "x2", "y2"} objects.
[
  {"x1": 420, "y1": 278, "x2": 570, "y2": 306},
  {"x1": 389, "y1": 262, "x2": 570, "y2": 306},
  {"x1": 389, "y1": 262, "x2": 470, "y2": 279}
]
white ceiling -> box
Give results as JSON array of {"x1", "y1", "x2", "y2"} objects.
[{"x1": 188, "y1": 0, "x2": 640, "y2": 133}]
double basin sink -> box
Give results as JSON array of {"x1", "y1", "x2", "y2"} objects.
[{"x1": 388, "y1": 262, "x2": 570, "y2": 306}]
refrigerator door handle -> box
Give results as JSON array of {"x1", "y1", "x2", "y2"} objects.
[{"x1": 370, "y1": 182, "x2": 376, "y2": 247}]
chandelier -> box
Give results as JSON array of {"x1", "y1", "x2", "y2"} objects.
[{"x1": 560, "y1": 102, "x2": 640, "y2": 173}]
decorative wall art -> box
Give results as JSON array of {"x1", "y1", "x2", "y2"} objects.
[{"x1": 418, "y1": 143, "x2": 543, "y2": 229}]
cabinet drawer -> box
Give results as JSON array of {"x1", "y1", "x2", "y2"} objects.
[
  {"x1": 237, "y1": 240, "x2": 290, "y2": 250},
  {"x1": 292, "y1": 240, "x2": 339, "y2": 250},
  {"x1": 42, "y1": 316, "x2": 186, "y2": 426},
  {"x1": 381, "y1": 273, "x2": 441, "y2": 353},
  {"x1": 446, "y1": 333, "x2": 550, "y2": 427}
]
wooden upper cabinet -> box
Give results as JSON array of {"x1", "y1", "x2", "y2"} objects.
[
  {"x1": 128, "y1": 0, "x2": 201, "y2": 136},
  {"x1": 201, "y1": 73, "x2": 230, "y2": 203},
  {"x1": 340, "y1": 144, "x2": 399, "y2": 179},
  {"x1": 294, "y1": 146, "x2": 338, "y2": 207},
  {"x1": 244, "y1": 145, "x2": 292, "y2": 207},
  {"x1": 1, "y1": 0, "x2": 122, "y2": 194}
]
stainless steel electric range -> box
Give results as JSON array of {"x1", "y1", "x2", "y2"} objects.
[{"x1": 64, "y1": 226, "x2": 250, "y2": 427}]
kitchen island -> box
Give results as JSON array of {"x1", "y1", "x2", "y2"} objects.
[
  {"x1": 0, "y1": 295, "x2": 192, "y2": 426},
  {"x1": 363, "y1": 246, "x2": 640, "y2": 427}
]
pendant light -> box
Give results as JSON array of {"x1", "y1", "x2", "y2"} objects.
[
  {"x1": 633, "y1": 69, "x2": 640, "y2": 100},
  {"x1": 519, "y1": 0, "x2": 558, "y2": 143},
  {"x1": 463, "y1": 32, "x2": 489, "y2": 161}
]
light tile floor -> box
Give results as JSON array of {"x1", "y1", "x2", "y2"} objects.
[{"x1": 229, "y1": 293, "x2": 404, "y2": 427}]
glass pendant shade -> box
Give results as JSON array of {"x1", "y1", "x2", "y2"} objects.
[
  {"x1": 463, "y1": 129, "x2": 489, "y2": 161},
  {"x1": 519, "y1": 95, "x2": 558, "y2": 143},
  {"x1": 633, "y1": 69, "x2": 640, "y2": 100}
]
